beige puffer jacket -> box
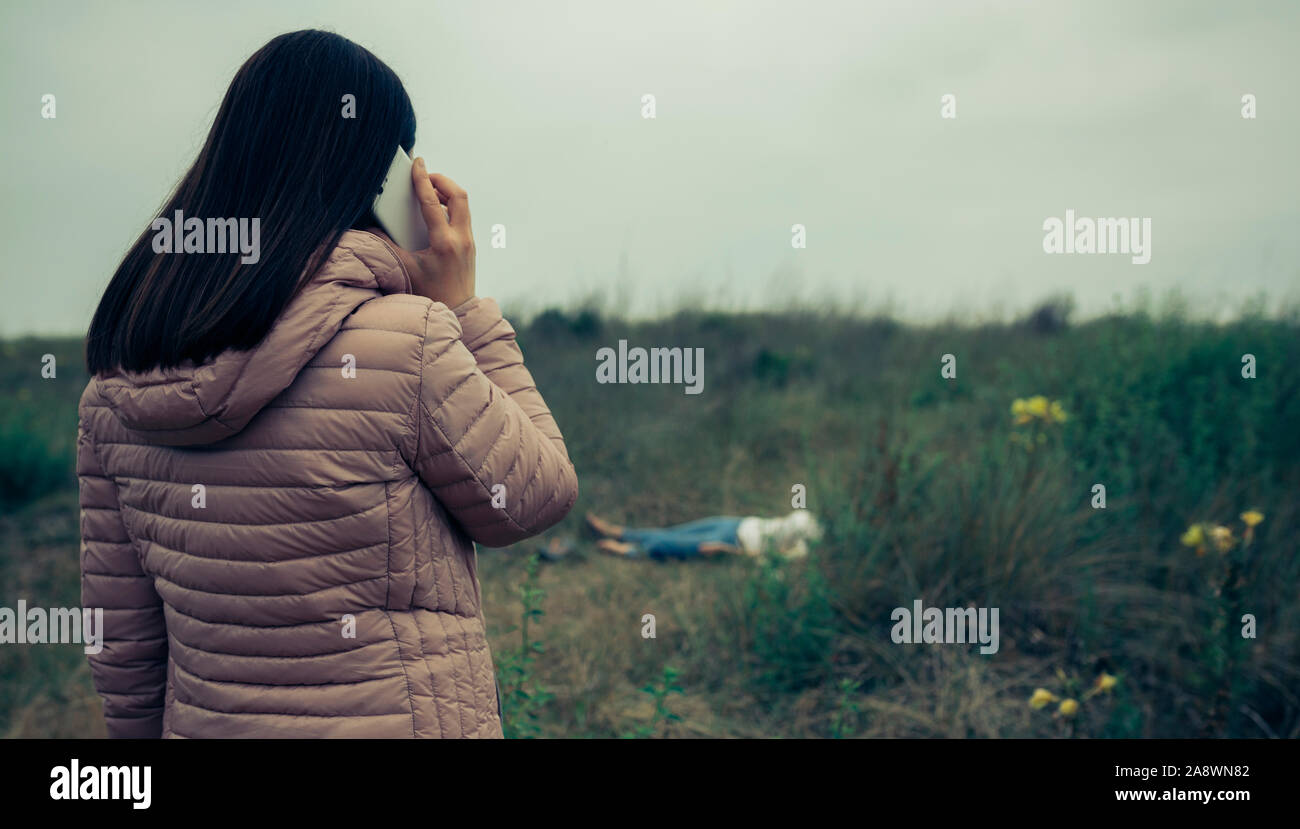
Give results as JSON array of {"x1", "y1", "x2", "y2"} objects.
[{"x1": 77, "y1": 230, "x2": 578, "y2": 738}]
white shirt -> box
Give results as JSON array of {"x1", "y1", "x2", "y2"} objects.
[{"x1": 736, "y1": 511, "x2": 822, "y2": 559}]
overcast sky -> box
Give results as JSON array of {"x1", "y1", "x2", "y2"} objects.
[{"x1": 2, "y1": 0, "x2": 1296, "y2": 335}]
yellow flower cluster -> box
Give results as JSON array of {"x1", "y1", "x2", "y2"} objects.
[
  {"x1": 1011, "y1": 395, "x2": 1067, "y2": 425},
  {"x1": 1181, "y1": 511, "x2": 1264, "y2": 556},
  {"x1": 1029, "y1": 688, "x2": 1057, "y2": 709},
  {"x1": 1029, "y1": 672, "x2": 1118, "y2": 719}
]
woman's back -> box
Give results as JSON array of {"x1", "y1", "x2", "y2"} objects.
[{"x1": 78, "y1": 231, "x2": 578, "y2": 737}]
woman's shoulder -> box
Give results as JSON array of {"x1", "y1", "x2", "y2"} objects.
[
  {"x1": 340, "y1": 292, "x2": 477, "y2": 352},
  {"x1": 78, "y1": 377, "x2": 109, "y2": 425}
]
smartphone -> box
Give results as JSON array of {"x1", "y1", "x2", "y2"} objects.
[{"x1": 371, "y1": 146, "x2": 427, "y2": 251}]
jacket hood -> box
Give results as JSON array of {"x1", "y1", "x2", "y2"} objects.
[{"x1": 94, "y1": 230, "x2": 412, "y2": 447}]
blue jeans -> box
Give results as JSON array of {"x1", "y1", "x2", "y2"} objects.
[{"x1": 621, "y1": 516, "x2": 744, "y2": 560}]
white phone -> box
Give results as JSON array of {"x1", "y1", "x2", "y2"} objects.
[{"x1": 371, "y1": 146, "x2": 428, "y2": 251}]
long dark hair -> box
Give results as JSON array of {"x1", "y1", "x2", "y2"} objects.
[{"x1": 86, "y1": 29, "x2": 416, "y2": 375}]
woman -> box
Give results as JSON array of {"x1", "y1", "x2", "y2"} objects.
[
  {"x1": 78, "y1": 30, "x2": 578, "y2": 738},
  {"x1": 585, "y1": 510, "x2": 822, "y2": 561}
]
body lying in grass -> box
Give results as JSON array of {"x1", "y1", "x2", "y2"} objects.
[{"x1": 586, "y1": 511, "x2": 821, "y2": 560}]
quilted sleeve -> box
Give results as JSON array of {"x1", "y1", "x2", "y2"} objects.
[
  {"x1": 405, "y1": 296, "x2": 579, "y2": 548},
  {"x1": 78, "y1": 419, "x2": 169, "y2": 738}
]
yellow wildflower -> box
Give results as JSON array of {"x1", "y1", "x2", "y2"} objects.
[
  {"x1": 1011, "y1": 399, "x2": 1032, "y2": 425},
  {"x1": 1049, "y1": 400, "x2": 1067, "y2": 423},
  {"x1": 1029, "y1": 688, "x2": 1058, "y2": 709},
  {"x1": 1180, "y1": 524, "x2": 1205, "y2": 548},
  {"x1": 1058, "y1": 698, "x2": 1079, "y2": 717},
  {"x1": 1026, "y1": 396, "x2": 1050, "y2": 418},
  {"x1": 1095, "y1": 672, "x2": 1117, "y2": 693},
  {"x1": 1241, "y1": 510, "x2": 1264, "y2": 528}
]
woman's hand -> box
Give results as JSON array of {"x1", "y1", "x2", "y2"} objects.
[{"x1": 382, "y1": 158, "x2": 477, "y2": 308}]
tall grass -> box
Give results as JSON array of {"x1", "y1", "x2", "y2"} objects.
[
  {"x1": 486, "y1": 302, "x2": 1299, "y2": 738},
  {"x1": 2, "y1": 304, "x2": 1297, "y2": 737}
]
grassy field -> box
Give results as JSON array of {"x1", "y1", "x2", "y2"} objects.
[{"x1": 2, "y1": 300, "x2": 1298, "y2": 738}]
